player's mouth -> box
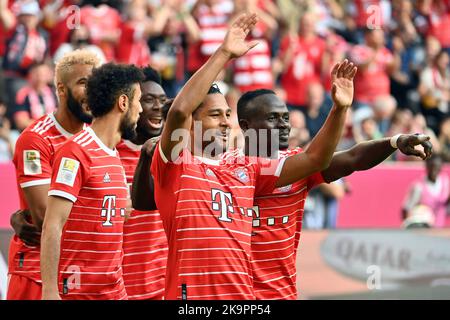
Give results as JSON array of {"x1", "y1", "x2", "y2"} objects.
[
  {"x1": 279, "y1": 130, "x2": 290, "y2": 139},
  {"x1": 217, "y1": 131, "x2": 228, "y2": 142},
  {"x1": 148, "y1": 117, "x2": 163, "y2": 130}
]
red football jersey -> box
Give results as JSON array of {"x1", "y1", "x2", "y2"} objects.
[
  {"x1": 80, "y1": 4, "x2": 122, "y2": 61},
  {"x1": 151, "y1": 145, "x2": 285, "y2": 300},
  {"x1": 252, "y1": 148, "x2": 323, "y2": 300},
  {"x1": 9, "y1": 114, "x2": 75, "y2": 284},
  {"x1": 48, "y1": 127, "x2": 128, "y2": 300},
  {"x1": 116, "y1": 21, "x2": 152, "y2": 67},
  {"x1": 280, "y1": 35, "x2": 325, "y2": 107},
  {"x1": 116, "y1": 140, "x2": 167, "y2": 300}
]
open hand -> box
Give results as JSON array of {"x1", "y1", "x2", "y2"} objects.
[
  {"x1": 331, "y1": 59, "x2": 357, "y2": 109},
  {"x1": 220, "y1": 13, "x2": 259, "y2": 59}
]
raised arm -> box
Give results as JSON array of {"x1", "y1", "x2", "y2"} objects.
[
  {"x1": 41, "y1": 196, "x2": 73, "y2": 300},
  {"x1": 131, "y1": 137, "x2": 159, "y2": 211},
  {"x1": 276, "y1": 60, "x2": 357, "y2": 187},
  {"x1": 160, "y1": 13, "x2": 259, "y2": 161},
  {"x1": 321, "y1": 134, "x2": 433, "y2": 183}
]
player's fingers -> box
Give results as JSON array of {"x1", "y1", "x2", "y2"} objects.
[
  {"x1": 243, "y1": 13, "x2": 256, "y2": 30},
  {"x1": 233, "y1": 13, "x2": 247, "y2": 28},
  {"x1": 413, "y1": 134, "x2": 430, "y2": 144},
  {"x1": 422, "y1": 140, "x2": 433, "y2": 159},
  {"x1": 348, "y1": 66, "x2": 358, "y2": 79},
  {"x1": 343, "y1": 61, "x2": 354, "y2": 77},
  {"x1": 22, "y1": 225, "x2": 41, "y2": 235},
  {"x1": 337, "y1": 59, "x2": 348, "y2": 78},
  {"x1": 244, "y1": 16, "x2": 258, "y2": 35},
  {"x1": 23, "y1": 238, "x2": 40, "y2": 246},
  {"x1": 331, "y1": 62, "x2": 340, "y2": 78},
  {"x1": 406, "y1": 147, "x2": 426, "y2": 159}
]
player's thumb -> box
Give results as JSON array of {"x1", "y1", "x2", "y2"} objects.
[
  {"x1": 408, "y1": 147, "x2": 426, "y2": 159},
  {"x1": 247, "y1": 40, "x2": 259, "y2": 50}
]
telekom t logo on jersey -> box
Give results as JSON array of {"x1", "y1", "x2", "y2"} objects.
[
  {"x1": 211, "y1": 189, "x2": 256, "y2": 222},
  {"x1": 101, "y1": 195, "x2": 125, "y2": 226}
]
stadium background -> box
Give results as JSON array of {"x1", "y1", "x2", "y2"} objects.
[{"x1": 0, "y1": 0, "x2": 450, "y2": 299}]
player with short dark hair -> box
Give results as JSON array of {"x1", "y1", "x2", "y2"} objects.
[
  {"x1": 40, "y1": 63, "x2": 144, "y2": 300},
  {"x1": 149, "y1": 12, "x2": 357, "y2": 300},
  {"x1": 7, "y1": 50, "x2": 101, "y2": 300},
  {"x1": 237, "y1": 90, "x2": 433, "y2": 300},
  {"x1": 117, "y1": 66, "x2": 169, "y2": 300}
]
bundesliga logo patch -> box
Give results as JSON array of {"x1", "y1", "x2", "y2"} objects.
[
  {"x1": 56, "y1": 157, "x2": 80, "y2": 187},
  {"x1": 23, "y1": 150, "x2": 42, "y2": 175},
  {"x1": 235, "y1": 168, "x2": 249, "y2": 183}
]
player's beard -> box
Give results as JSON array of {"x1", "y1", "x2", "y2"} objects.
[
  {"x1": 120, "y1": 108, "x2": 138, "y2": 141},
  {"x1": 67, "y1": 89, "x2": 93, "y2": 124}
]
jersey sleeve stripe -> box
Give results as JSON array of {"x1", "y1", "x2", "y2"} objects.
[
  {"x1": 48, "y1": 190, "x2": 77, "y2": 202},
  {"x1": 20, "y1": 178, "x2": 51, "y2": 188},
  {"x1": 275, "y1": 156, "x2": 287, "y2": 177}
]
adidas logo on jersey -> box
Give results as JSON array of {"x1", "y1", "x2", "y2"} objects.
[
  {"x1": 205, "y1": 168, "x2": 216, "y2": 178},
  {"x1": 103, "y1": 173, "x2": 111, "y2": 183}
]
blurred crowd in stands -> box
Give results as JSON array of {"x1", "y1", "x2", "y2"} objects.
[{"x1": 0, "y1": 0, "x2": 449, "y2": 228}]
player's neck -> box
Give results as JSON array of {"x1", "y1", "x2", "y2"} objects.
[
  {"x1": 130, "y1": 133, "x2": 151, "y2": 146},
  {"x1": 53, "y1": 108, "x2": 84, "y2": 135},
  {"x1": 89, "y1": 118, "x2": 121, "y2": 150},
  {"x1": 190, "y1": 142, "x2": 223, "y2": 160}
]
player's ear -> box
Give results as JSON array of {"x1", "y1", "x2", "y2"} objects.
[
  {"x1": 118, "y1": 94, "x2": 129, "y2": 113},
  {"x1": 56, "y1": 83, "x2": 66, "y2": 98}
]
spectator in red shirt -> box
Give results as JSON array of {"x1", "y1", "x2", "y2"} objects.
[
  {"x1": 1, "y1": 0, "x2": 49, "y2": 115},
  {"x1": 350, "y1": 28, "x2": 397, "y2": 109},
  {"x1": 426, "y1": 0, "x2": 450, "y2": 52},
  {"x1": 13, "y1": 63, "x2": 57, "y2": 132},
  {"x1": 276, "y1": 11, "x2": 325, "y2": 110},
  {"x1": 80, "y1": 0, "x2": 122, "y2": 61},
  {"x1": 188, "y1": 0, "x2": 234, "y2": 77},
  {"x1": 116, "y1": 0, "x2": 152, "y2": 67},
  {"x1": 231, "y1": 0, "x2": 278, "y2": 93}
]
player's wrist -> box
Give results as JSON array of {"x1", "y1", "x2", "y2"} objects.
[{"x1": 390, "y1": 134, "x2": 403, "y2": 149}]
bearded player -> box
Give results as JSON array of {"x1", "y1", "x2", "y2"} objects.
[
  {"x1": 237, "y1": 89, "x2": 433, "y2": 299},
  {"x1": 40, "y1": 64, "x2": 144, "y2": 300},
  {"x1": 7, "y1": 50, "x2": 101, "y2": 300},
  {"x1": 117, "y1": 66, "x2": 169, "y2": 300}
]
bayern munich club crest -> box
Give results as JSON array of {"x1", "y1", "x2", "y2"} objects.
[{"x1": 235, "y1": 168, "x2": 249, "y2": 183}]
